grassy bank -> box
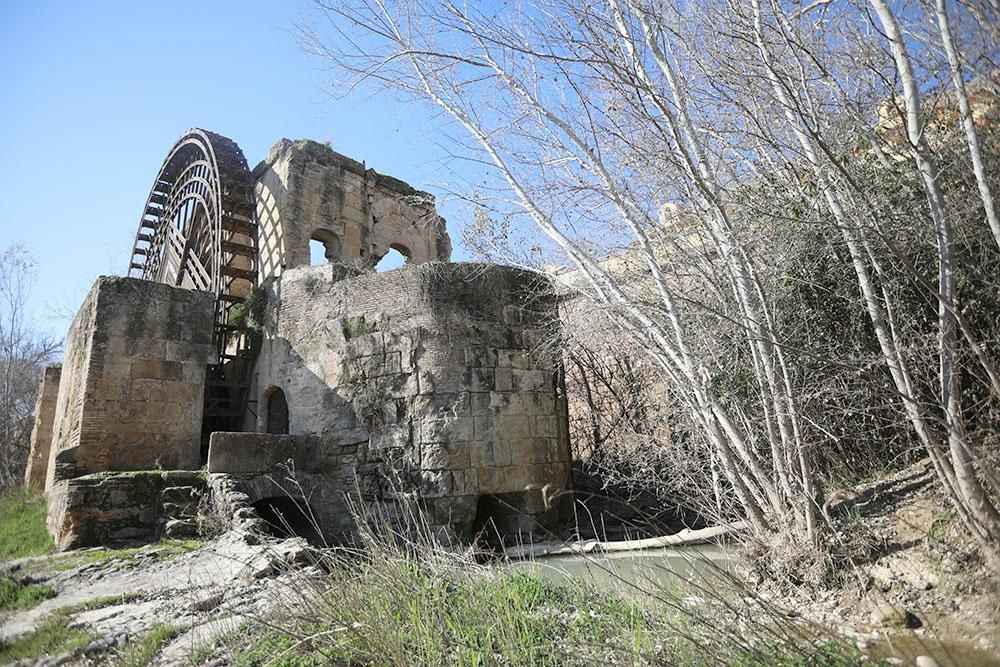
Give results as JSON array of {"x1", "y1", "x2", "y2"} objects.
[
  {"x1": 0, "y1": 576, "x2": 55, "y2": 612},
  {"x1": 216, "y1": 536, "x2": 873, "y2": 667},
  {"x1": 0, "y1": 488, "x2": 52, "y2": 560}
]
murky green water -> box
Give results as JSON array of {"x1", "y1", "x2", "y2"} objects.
[
  {"x1": 509, "y1": 543, "x2": 736, "y2": 597},
  {"x1": 868, "y1": 635, "x2": 1000, "y2": 667}
]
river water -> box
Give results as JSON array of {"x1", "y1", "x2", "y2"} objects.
[
  {"x1": 507, "y1": 545, "x2": 1000, "y2": 667},
  {"x1": 509, "y1": 543, "x2": 735, "y2": 597}
]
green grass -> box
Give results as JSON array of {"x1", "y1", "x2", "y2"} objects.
[
  {"x1": 927, "y1": 509, "x2": 954, "y2": 544},
  {"x1": 0, "y1": 612, "x2": 93, "y2": 663},
  {"x1": 0, "y1": 593, "x2": 145, "y2": 663},
  {"x1": 184, "y1": 622, "x2": 248, "y2": 666},
  {"x1": 31, "y1": 538, "x2": 204, "y2": 574},
  {"x1": 116, "y1": 623, "x2": 184, "y2": 667},
  {"x1": 0, "y1": 575, "x2": 55, "y2": 612},
  {"x1": 187, "y1": 642, "x2": 219, "y2": 666},
  {"x1": 236, "y1": 631, "x2": 328, "y2": 667},
  {"x1": 234, "y1": 566, "x2": 647, "y2": 666},
  {"x1": 0, "y1": 488, "x2": 53, "y2": 560},
  {"x1": 228, "y1": 546, "x2": 883, "y2": 667},
  {"x1": 73, "y1": 592, "x2": 144, "y2": 611}
]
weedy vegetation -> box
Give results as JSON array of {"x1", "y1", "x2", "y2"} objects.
[
  {"x1": 0, "y1": 594, "x2": 139, "y2": 663},
  {"x1": 115, "y1": 623, "x2": 184, "y2": 667},
  {"x1": 0, "y1": 488, "x2": 53, "y2": 560},
  {"x1": 207, "y1": 496, "x2": 879, "y2": 667},
  {"x1": 0, "y1": 575, "x2": 55, "y2": 612}
]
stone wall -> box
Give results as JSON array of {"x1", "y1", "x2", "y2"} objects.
[
  {"x1": 254, "y1": 139, "x2": 451, "y2": 280},
  {"x1": 46, "y1": 277, "x2": 215, "y2": 487},
  {"x1": 245, "y1": 262, "x2": 571, "y2": 540},
  {"x1": 207, "y1": 432, "x2": 358, "y2": 540},
  {"x1": 44, "y1": 277, "x2": 215, "y2": 545},
  {"x1": 47, "y1": 470, "x2": 205, "y2": 550},
  {"x1": 24, "y1": 364, "x2": 61, "y2": 490}
]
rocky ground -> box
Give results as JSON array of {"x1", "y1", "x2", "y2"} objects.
[
  {"x1": 0, "y1": 531, "x2": 316, "y2": 666},
  {"x1": 761, "y1": 460, "x2": 1000, "y2": 666}
]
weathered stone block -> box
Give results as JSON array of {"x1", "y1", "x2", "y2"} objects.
[
  {"x1": 472, "y1": 416, "x2": 494, "y2": 441},
  {"x1": 512, "y1": 369, "x2": 547, "y2": 392},
  {"x1": 370, "y1": 424, "x2": 411, "y2": 452},
  {"x1": 24, "y1": 365, "x2": 61, "y2": 490},
  {"x1": 495, "y1": 368, "x2": 513, "y2": 392},
  {"x1": 469, "y1": 441, "x2": 495, "y2": 468},
  {"x1": 470, "y1": 392, "x2": 491, "y2": 416},
  {"x1": 451, "y1": 469, "x2": 479, "y2": 496},
  {"x1": 47, "y1": 470, "x2": 206, "y2": 550},
  {"x1": 421, "y1": 440, "x2": 471, "y2": 470},
  {"x1": 536, "y1": 416, "x2": 559, "y2": 438},
  {"x1": 418, "y1": 469, "x2": 453, "y2": 498},
  {"x1": 208, "y1": 432, "x2": 328, "y2": 474},
  {"x1": 45, "y1": 277, "x2": 214, "y2": 495}
]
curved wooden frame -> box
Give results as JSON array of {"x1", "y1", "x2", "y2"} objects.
[
  {"x1": 127, "y1": 128, "x2": 256, "y2": 301},
  {"x1": 127, "y1": 129, "x2": 259, "y2": 434}
]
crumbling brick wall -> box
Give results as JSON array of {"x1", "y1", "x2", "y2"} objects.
[
  {"x1": 23, "y1": 364, "x2": 61, "y2": 490},
  {"x1": 46, "y1": 277, "x2": 214, "y2": 487},
  {"x1": 44, "y1": 277, "x2": 215, "y2": 547}
]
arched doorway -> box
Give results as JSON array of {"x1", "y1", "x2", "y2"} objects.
[{"x1": 266, "y1": 387, "x2": 289, "y2": 435}]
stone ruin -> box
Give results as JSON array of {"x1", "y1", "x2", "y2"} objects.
[{"x1": 24, "y1": 131, "x2": 571, "y2": 550}]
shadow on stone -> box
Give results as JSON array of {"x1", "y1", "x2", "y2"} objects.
[{"x1": 251, "y1": 496, "x2": 324, "y2": 547}]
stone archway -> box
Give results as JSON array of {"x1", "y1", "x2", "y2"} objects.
[
  {"x1": 265, "y1": 387, "x2": 289, "y2": 435},
  {"x1": 251, "y1": 495, "x2": 324, "y2": 546},
  {"x1": 309, "y1": 228, "x2": 342, "y2": 264}
]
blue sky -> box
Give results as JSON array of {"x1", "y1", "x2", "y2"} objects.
[{"x1": 0, "y1": 1, "x2": 470, "y2": 340}]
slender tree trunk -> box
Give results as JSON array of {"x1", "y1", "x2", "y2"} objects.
[
  {"x1": 871, "y1": 0, "x2": 1000, "y2": 545},
  {"x1": 934, "y1": 0, "x2": 1000, "y2": 252}
]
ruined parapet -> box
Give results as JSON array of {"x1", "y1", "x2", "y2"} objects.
[
  {"x1": 24, "y1": 364, "x2": 61, "y2": 490},
  {"x1": 47, "y1": 470, "x2": 206, "y2": 550},
  {"x1": 246, "y1": 262, "x2": 571, "y2": 542},
  {"x1": 254, "y1": 139, "x2": 451, "y2": 280},
  {"x1": 44, "y1": 276, "x2": 215, "y2": 548},
  {"x1": 207, "y1": 432, "x2": 358, "y2": 541}
]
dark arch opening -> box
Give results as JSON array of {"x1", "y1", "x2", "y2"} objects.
[
  {"x1": 266, "y1": 388, "x2": 289, "y2": 435},
  {"x1": 251, "y1": 496, "x2": 324, "y2": 546},
  {"x1": 469, "y1": 493, "x2": 538, "y2": 552}
]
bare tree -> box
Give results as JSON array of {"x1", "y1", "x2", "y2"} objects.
[
  {"x1": 301, "y1": 0, "x2": 1000, "y2": 567},
  {"x1": 0, "y1": 243, "x2": 60, "y2": 490}
]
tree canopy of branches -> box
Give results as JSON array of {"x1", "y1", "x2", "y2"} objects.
[
  {"x1": 302, "y1": 0, "x2": 1000, "y2": 567},
  {"x1": 0, "y1": 243, "x2": 59, "y2": 490}
]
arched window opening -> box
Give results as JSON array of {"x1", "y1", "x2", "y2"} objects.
[
  {"x1": 309, "y1": 229, "x2": 341, "y2": 266},
  {"x1": 251, "y1": 496, "x2": 324, "y2": 546},
  {"x1": 375, "y1": 244, "x2": 410, "y2": 272},
  {"x1": 266, "y1": 388, "x2": 289, "y2": 435}
]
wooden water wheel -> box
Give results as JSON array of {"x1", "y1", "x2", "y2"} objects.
[{"x1": 126, "y1": 129, "x2": 259, "y2": 455}]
